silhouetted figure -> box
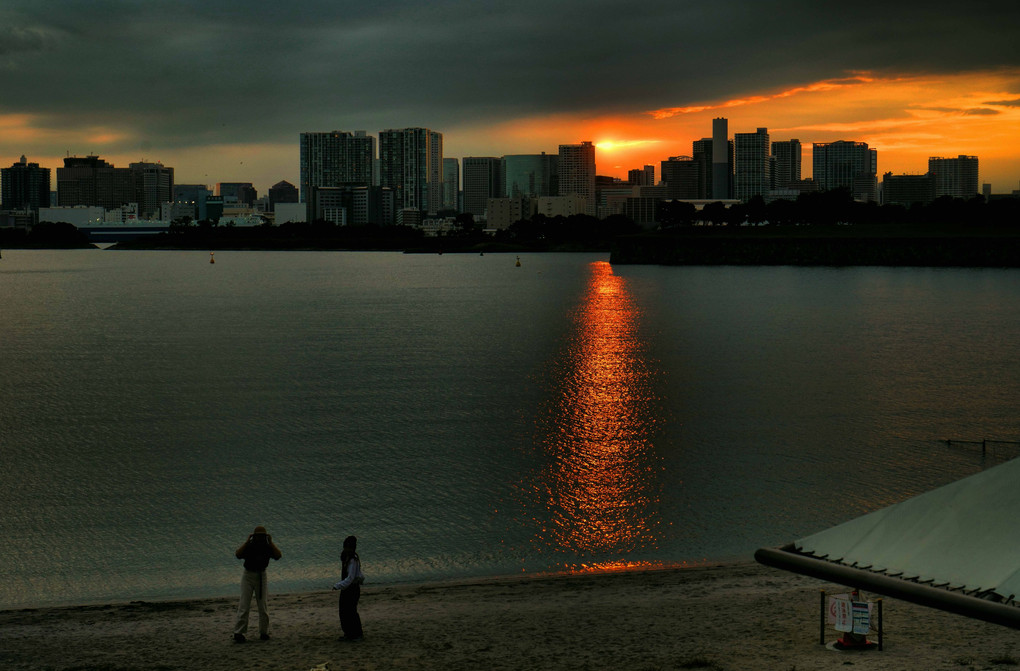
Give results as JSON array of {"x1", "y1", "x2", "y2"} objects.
[
  {"x1": 233, "y1": 525, "x2": 282, "y2": 643},
  {"x1": 332, "y1": 535, "x2": 364, "y2": 641}
]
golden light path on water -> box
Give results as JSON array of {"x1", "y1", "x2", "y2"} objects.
[{"x1": 531, "y1": 260, "x2": 669, "y2": 573}]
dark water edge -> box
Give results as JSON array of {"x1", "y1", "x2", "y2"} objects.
[{"x1": 610, "y1": 226, "x2": 1020, "y2": 267}]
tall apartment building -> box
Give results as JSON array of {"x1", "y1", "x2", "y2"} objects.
[
  {"x1": 1, "y1": 156, "x2": 51, "y2": 211},
  {"x1": 442, "y1": 158, "x2": 460, "y2": 211},
  {"x1": 928, "y1": 155, "x2": 979, "y2": 199},
  {"x1": 733, "y1": 128, "x2": 770, "y2": 202},
  {"x1": 462, "y1": 157, "x2": 504, "y2": 217},
  {"x1": 379, "y1": 128, "x2": 444, "y2": 214},
  {"x1": 770, "y1": 139, "x2": 802, "y2": 190},
  {"x1": 558, "y1": 141, "x2": 596, "y2": 216},
  {"x1": 299, "y1": 131, "x2": 376, "y2": 219},
  {"x1": 812, "y1": 141, "x2": 877, "y2": 201},
  {"x1": 504, "y1": 153, "x2": 558, "y2": 198}
]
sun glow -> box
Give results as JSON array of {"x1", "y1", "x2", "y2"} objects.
[{"x1": 446, "y1": 67, "x2": 1020, "y2": 191}]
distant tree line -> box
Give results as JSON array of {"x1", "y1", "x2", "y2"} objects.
[
  {"x1": 657, "y1": 190, "x2": 1020, "y2": 229},
  {"x1": 0, "y1": 222, "x2": 94, "y2": 248}
]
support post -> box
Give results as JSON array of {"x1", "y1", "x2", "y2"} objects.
[
  {"x1": 878, "y1": 598, "x2": 883, "y2": 651},
  {"x1": 820, "y1": 589, "x2": 826, "y2": 645}
]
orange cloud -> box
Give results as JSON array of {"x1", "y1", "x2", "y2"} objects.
[{"x1": 647, "y1": 74, "x2": 877, "y2": 119}]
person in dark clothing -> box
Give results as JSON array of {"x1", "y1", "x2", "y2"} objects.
[
  {"x1": 233, "y1": 525, "x2": 282, "y2": 643},
  {"x1": 332, "y1": 535, "x2": 364, "y2": 641}
]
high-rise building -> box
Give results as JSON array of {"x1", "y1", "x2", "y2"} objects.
[
  {"x1": 379, "y1": 128, "x2": 444, "y2": 214},
  {"x1": 57, "y1": 156, "x2": 135, "y2": 210},
  {"x1": 558, "y1": 141, "x2": 596, "y2": 216},
  {"x1": 928, "y1": 155, "x2": 979, "y2": 199},
  {"x1": 442, "y1": 158, "x2": 460, "y2": 212},
  {"x1": 692, "y1": 139, "x2": 714, "y2": 199},
  {"x1": 660, "y1": 156, "x2": 700, "y2": 199},
  {"x1": 734, "y1": 128, "x2": 771, "y2": 202},
  {"x1": 813, "y1": 141, "x2": 877, "y2": 201},
  {"x1": 130, "y1": 162, "x2": 174, "y2": 218},
  {"x1": 770, "y1": 139, "x2": 802, "y2": 190},
  {"x1": 173, "y1": 184, "x2": 213, "y2": 221},
  {"x1": 216, "y1": 182, "x2": 256, "y2": 206},
  {"x1": 462, "y1": 157, "x2": 503, "y2": 216},
  {"x1": 1, "y1": 156, "x2": 51, "y2": 211},
  {"x1": 504, "y1": 153, "x2": 558, "y2": 198},
  {"x1": 881, "y1": 172, "x2": 935, "y2": 207},
  {"x1": 311, "y1": 185, "x2": 394, "y2": 226},
  {"x1": 628, "y1": 165, "x2": 655, "y2": 186},
  {"x1": 711, "y1": 118, "x2": 732, "y2": 199},
  {"x1": 268, "y1": 181, "x2": 299, "y2": 212},
  {"x1": 299, "y1": 131, "x2": 376, "y2": 218}
]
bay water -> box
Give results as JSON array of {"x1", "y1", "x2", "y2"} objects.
[{"x1": 2, "y1": 249, "x2": 1019, "y2": 610}]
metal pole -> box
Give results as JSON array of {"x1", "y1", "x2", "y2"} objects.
[
  {"x1": 820, "y1": 589, "x2": 826, "y2": 645},
  {"x1": 878, "y1": 598, "x2": 883, "y2": 651}
]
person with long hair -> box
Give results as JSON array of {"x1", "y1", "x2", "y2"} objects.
[{"x1": 332, "y1": 535, "x2": 364, "y2": 641}]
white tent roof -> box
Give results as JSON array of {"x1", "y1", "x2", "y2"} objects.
[{"x1": 794, "y1": 456, "x2": 1020, "y2": 599}]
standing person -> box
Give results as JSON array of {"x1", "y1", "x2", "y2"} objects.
[
  {"x1": 332, "y1": 535, "x2": 364, "y2": 641},
  {"x1": 233, "y1": 525, "x2": 282, "y2": 643}
]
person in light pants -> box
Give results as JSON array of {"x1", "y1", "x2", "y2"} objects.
[{"x1": 233, "y1": 525, "x2": 282, "y2": 642}]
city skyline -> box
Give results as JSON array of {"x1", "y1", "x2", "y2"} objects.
[{"x1": 1, "y1": 2, "x2": 1019, "y2": 194}]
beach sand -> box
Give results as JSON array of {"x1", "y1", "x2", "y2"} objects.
[{"x1": 2, "y1": 561, "x2": 1017, "y2": 670}]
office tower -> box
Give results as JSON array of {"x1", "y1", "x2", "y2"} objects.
[
  {"x1": 813, "y1": 141, "x2": 877, "y2": 200},
  {"x1": 771, "y1": 139, "x2": 802, "y2": 190},
  {"x1": 734, "y1": 128, "x2": 770, "y2": 201},
  {"x1": 462, "y1": 157, "x2": 503, "y2": 216},
  {"x1": 56, "y1": 156, "x2": 135, "y2": 210},
  {"x1": 660, "y1": 156, "x2": 700, "y2": 199},
  {"x1": 504, "y1": 153, "x2": 558, "y2": 198},
  {"x1": 1, "y1": 156, "x2": 51, "y2": 211},
  {"x1": 712, "y1": 118, "x2": 731, "y2": 199},
  {"x1": 558, "y1": 141, "x2": 596, "y2": 215},
  {"x1": 692, "y1": 139, "x2": 714, "y2": 199},
  {"x1": 268, "y1": 181, "x2": 299, "y2": 211},
  {"x1": 379, "y1": 127, "x2": 444, "y2": 214},
  {"x1": 310, "y1": 185, "x2": 394, "y2": 226},
  {"x1": 928, "y1": 155, "x2": 979, "y2": 199},
  {"x1": 129, "y1": 162, "x2": 174, "y2": 218},
  {"x1": 442, "y1": 158, "x2": 460, "y2": 211},
  {"x1": 299, "y1": 131, "x2": 376, "y2": 214}
]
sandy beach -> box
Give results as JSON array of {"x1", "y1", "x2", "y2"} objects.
[{"x1": 2, "y1": 561, "x2": 1017, "y2": 671}]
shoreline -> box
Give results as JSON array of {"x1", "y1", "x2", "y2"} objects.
[{"x1": 3, "y1": 561, "x2": 1018, "y2": 670}]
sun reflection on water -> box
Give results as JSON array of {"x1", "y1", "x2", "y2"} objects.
[{"x1": 529, "y1": 261, "x2": 665, "y2": 570}]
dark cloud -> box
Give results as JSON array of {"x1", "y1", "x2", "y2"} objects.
[
  {"x1": 1, "y1": 0, "x2": 1019, "y2": 154},
  {"x1": 983, "y1": 98, "x2": 1020, "y2": 107}
]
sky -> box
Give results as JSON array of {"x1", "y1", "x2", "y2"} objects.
[{"x1": 2, "y1": 0, "x2": 1019, "y2": 195}]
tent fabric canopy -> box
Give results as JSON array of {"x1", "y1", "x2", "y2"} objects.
[{"x1": 790, "y1": 456, "x2": 1020, "y2": 601}]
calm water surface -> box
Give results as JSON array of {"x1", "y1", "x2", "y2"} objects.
[{"x1": 2, "y1": 250, "x2": 1019, "y2": 609}]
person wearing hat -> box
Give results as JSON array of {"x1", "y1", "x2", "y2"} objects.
[
  {"x1": 232, "y1": 525, "x2": 282, "y2": 643},
  {"x1": 331, "y1": 535, "x2": 364, "y2": 641}
]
